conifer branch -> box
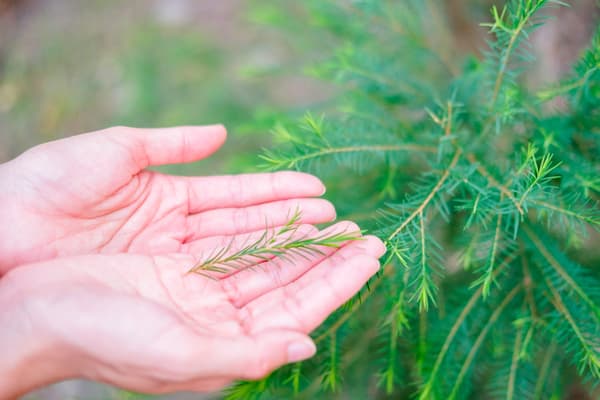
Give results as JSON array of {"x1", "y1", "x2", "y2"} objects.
[
  {"x1": 261, "y1": 144, "x2": 437, "y2": 170},
  {"x1": 484, "y1": 1, "x2": 565, "y2": 107},
  {"x1": 283, "y1": 364, "x2": 302, "y2": 394},
  {"x1": 530, "y1": 199, "x2": 600, "y2": 227},
  {"x1": 246, "y1": 1, "x2": 599, "y2": 397},
  {"x1": 523, "y1": 225, "x2": 600, "y2": 318},
  {"x1": 377, "y1": 316, "x2": 400, "y2": 394},
  {"x1": 533, "y1": 341, "x2": 557, "y2": 400},
  {"x1": 542, "y1": 272, "x2": 600, "y2": 377},
  {"x1": 466, "y1": 153, "x2": 524, "y2": 215},
  {"x1": 321, "y1": 333, "x2": 341, "y2": 392},
  {"x1": 516, "y1": 152, "x2": 560, "y2": 210},
  {"x1": 387, "y1": 149, "x2": 462, "y2": 242},
  {"x1": 507, "y1": 306, "x2": 526, "y2": 400},
  {"x1": 447, "y1": 284, "x2": 523, "y2": 400},
  {"x1": 419, "y1": 253, "x2": 518, "y2": 400},
  {"x1": 189, "y1": 210, "x2": 361, "y2": 277},
  {"x1": 489, "y1": 8, "x2": 529, "y2": 107},
  {"x1": 472, "y1": 197, "x2": 505, "y2": 297},
  {"x1": 413, "y1": 210, "x2": 435, "y2": 311},
  {"x1": 521, "y1": 248, "x2": 538, "y2": 318}
]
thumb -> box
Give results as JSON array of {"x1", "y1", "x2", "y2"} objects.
[{"x1": 109, "y1": 124, "x2": 227, "y2": 168}]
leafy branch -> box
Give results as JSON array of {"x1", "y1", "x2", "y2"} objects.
[
  {"x1": 233, "y1": 0, "x2": 600, "y2": 398},
  {"x1": 542, "y1": 271, "x2": 600, "y2": 377},
  {"x1": 189, "y1": 210, "x2": 361, "y2": 277},
  {"x1": 523, "y1": 225, "x2": 600, "y2": 318},
  {"x1": 483, "y1": 0, "x2": 567, "y2": 107},
  {"x1": 447, "y1": 284, "x2": 523, "y2": 400},
  {"x1": 260, "y1": 143, "x2": 437, "y2": 170},
  {"x1": 419, "y1": 253, "x2": 518, "y2": 400},
  {"x1": 387, "y1": 149, "x2": 462, "y2": 242}
]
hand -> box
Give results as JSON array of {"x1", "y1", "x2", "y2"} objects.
[
  {"x1": 0, "y1": 223, "x2": 385, "y2": 398},
  {"x1": 0, "y1": 125, "x2": 334, "y2": 274}
]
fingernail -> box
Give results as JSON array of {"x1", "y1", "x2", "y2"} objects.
[
  {"x1": 319, "y1": 183, "x2": 327, "y2": 196},
  {"x1": 287, "y1": 339, "x2": 317, "y2": 362}
]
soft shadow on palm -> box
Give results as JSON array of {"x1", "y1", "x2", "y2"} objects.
[
  {"x1": 0, "y1": 126, "x2": 334, "y2": 272},
  {"x1": 15, "y1": 223, "x2": 384, "y2": 393}
]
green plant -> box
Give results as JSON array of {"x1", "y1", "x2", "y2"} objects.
[
  {"x1": 222, "y1": 0, "x2": 600, "y2": 398},
  {"x1": 189, "y1": 210, "x2": 361, "y2": 277}
]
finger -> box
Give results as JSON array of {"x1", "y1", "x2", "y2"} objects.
[
  {"x1": 245, "y1": 241, "x2": 384, "y2": 333},
  {"x1": 184, "y1": 171, "x2": 326, "y2": 214},
  {"x1": 219, "y1": 222, "x2": 361, "y2": 308},
  {"x1": 185, "y1": 198, "x2": 336, "y2": 240},
  {"x1": 185, "y1": 330, "x2": 317, "y2": 380},
  {"x1": 107, "y1": 125, "x2": 227, "y2": 168}
]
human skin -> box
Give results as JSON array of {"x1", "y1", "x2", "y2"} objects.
[
  {"x1": 0, "y1": 125, "x2": 336, "y2": 275},
  {"x1": 0, "y1": 225, "x2": 385, "y2": 399},
  {"x1": 0, "y1": 125, "x2": 386, "y2": 398}
]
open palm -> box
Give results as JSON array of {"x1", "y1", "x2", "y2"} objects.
[
  {"x1": 0, "y1": 125, "x2": 334, "y2": 273},
  {"x1": 4, "y1": 223, "x2": 385, "y2": 394}
]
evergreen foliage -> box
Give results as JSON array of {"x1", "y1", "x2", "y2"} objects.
[{"x1": 228, "y1": 0, "x2": 600, "y2": 398}]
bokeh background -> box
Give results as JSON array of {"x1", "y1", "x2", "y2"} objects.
[
  {"x1": 0, "y1": 0, "x2": 334, "y2": 176},
  {"x1": 1, "y1": 0, "x2": 597, "y2": 399}
]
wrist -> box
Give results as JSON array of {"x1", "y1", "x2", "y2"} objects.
[{"x1": 0, "y1": 268, "x2": 76, "y2": 399}]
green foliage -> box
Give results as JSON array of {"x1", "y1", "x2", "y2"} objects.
[{"x1": 228, "y1": 0, "x2": 600, "y2": 398}]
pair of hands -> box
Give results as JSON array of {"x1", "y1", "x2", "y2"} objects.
[{"x1": 0, "y1": 125, "x2": 385, "y2": 398}]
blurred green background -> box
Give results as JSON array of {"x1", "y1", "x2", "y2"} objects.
[
  {"x1": 0, "y1": 0, "x2": 332, "y2": 176},
  {"x1": 1, "y1": 0, "x2": 597, "y2": 399}
]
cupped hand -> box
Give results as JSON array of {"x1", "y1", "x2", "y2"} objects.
[
  {"x1": 0, "y1": 222, "x2": 385, "y2": 397},
  {"x1": 0, "y1": 126, "x2": 334, "y2": 274}
]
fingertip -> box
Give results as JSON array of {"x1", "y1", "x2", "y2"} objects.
[
  {"x1": 355, "y1": 254, "x2": 381, "y2": 275},
  {"x1": 191, "y1": 124, "x2": 227, "y2": 149},
  {"x1": 363, "y1": 235, "x2": 387, "y2": 258},
  {"x1": 308, "y1": 175, "x2": 327, "y2": 196},
  {"x1": 325, "y1": 220, "x2": 361, "y2": 236},
  {"x1": 277, "y1": 171, "x2": 327, "y2": 196},
  {"x1": 300, "y1": 199, "x2": 336, "y2": 223},
  {"x1": 287, "y1": 337, "x2": 317, "y2": 363},
  {"x1": 208, "y1": 123, "x2": 228, "y2": 141}
]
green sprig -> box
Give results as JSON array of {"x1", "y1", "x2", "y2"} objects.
[{"x1": 188, "y1": 210, "x2": 362, "y2": 277}]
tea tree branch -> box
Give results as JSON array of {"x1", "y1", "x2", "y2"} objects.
[
  {"x1": 261, "y1": 143, "x2": 437, "y2": 170},
  {"x1": 523, "y1": 225, "x2": 600, "y2": 318},
  {"x1": 466, "y1": 153, "x2": 524, "y2": 215},
  {"x1": 387, "y1": 149, "x2": 462, "y2": 242},
  {"x1": 543, "y1": 272, "x2": 600, "y2": 376},
  {"x1": 419, "y1": 253, "x2": 518, "y2": 400},
  {"x1": 533, "y1": 342, "x2": 558, "y2": 399},
  {"x1": 244, "y1": 0, "x2": 600, "y2": 398},
  {"x1": 507, "y1": 306, "x2": 526, "y2": 400},
  {"x1": 189, "y1": 210, "x2": 361, "y2": 277},
  {"x1": 447, "y1": 284, "x2": 523, "y2": 400}
]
